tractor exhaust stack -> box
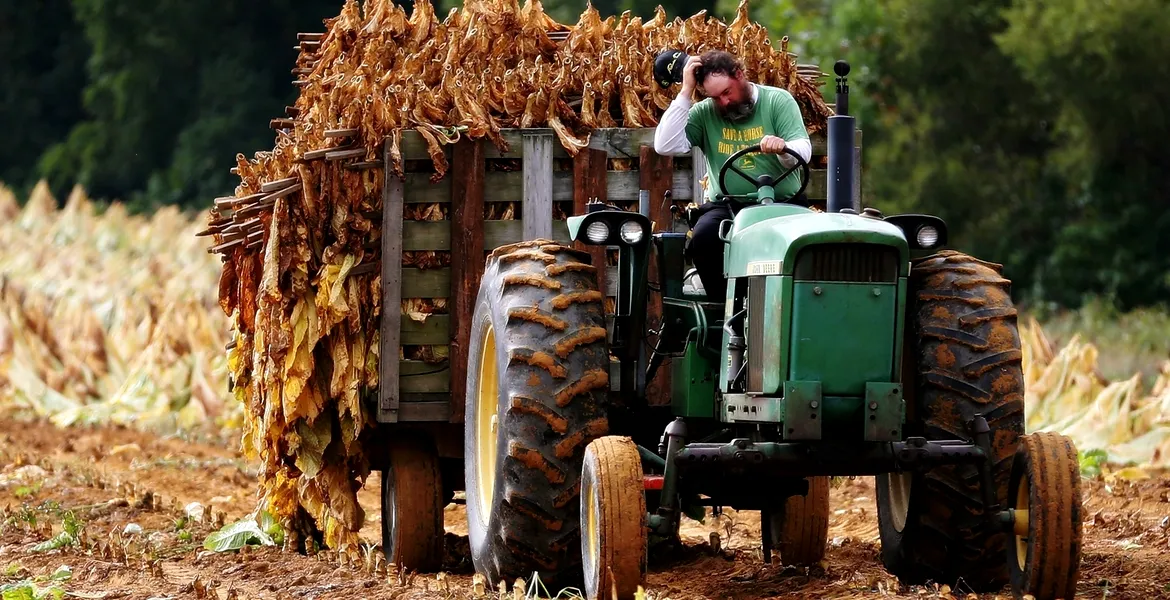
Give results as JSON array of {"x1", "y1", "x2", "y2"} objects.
[{"x1": 826, "y1": 60, "x2": 856, "y2": 214}]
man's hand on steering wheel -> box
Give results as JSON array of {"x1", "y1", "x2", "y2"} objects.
[{"x1": 759, "y1": 135, "x2": 786, "y2": 155}]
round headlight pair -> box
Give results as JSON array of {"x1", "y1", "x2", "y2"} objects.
[{"x1": 584, "y1": 219, "x2": 645, "y2": 244}]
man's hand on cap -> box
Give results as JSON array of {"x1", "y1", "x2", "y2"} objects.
[{"x1": 682, "y1": 56, "x2": 702, "y2": 96}]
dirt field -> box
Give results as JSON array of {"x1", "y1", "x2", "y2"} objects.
[{"x1": 1, "y1": 416, "x2": 1167, "y2": 600}]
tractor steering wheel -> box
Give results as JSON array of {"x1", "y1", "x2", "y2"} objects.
[{"x1": 716, "y1": 144, "x2": 811, "y2": 204}]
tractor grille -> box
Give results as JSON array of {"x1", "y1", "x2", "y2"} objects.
[
  {"x1": 746, "y1": 276, "x2": 766, "y2": 393},
  {"x1": 793, "y1": 243, "x2": 900, "y2": 283}
]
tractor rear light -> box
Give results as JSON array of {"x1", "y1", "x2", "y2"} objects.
[
  {"x1": 585, "y1": 221, "x2": 609, "y2": 244},
  {"x1": 643, "y1": 475, "x2": 664, "y2": 490}
]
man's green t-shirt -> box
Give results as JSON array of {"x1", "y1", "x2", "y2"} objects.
[{"x1": 685, "y1": 84, "x2": 810, "y2": 203}]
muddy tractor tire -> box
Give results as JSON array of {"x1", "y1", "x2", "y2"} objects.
[
  {"x1": 580, "y1": 436, "x2": 648, "y2": 600},
  {"x1": 1007, "y1": 431, "x2": 1083, "y2": 600},
  {"x1": 768, "y1": 476, "x2": 830, "y2": 567},
  {"x1": 876, "y1": 250, "x2": 1026, "y2": 591},
  {"x1": 381, "y1": 432, "x2": 444, "y2": 571},
  {"x1": 464, "y1": 240, "x2": 611, "y2": 590}
]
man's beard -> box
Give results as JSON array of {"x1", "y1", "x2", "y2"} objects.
[{"x1": 718, "y1": 93, "x2": 756, "y2": 123}]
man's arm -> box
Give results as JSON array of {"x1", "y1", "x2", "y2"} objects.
[
  {"x1": 779, "y1": 138, "x2": 812, "y2": 168},
  {"x1": 654, "y1": 55, "x2": 706, "y2": 156},
  {"x1": 653, "y1": 95, "x2": 694, "y2": 156},
  {"x1": 771, "y1": 90, "x2": 812, "y2": 167}
]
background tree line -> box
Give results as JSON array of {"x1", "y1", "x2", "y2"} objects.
[{"x1": 3, "y1": 0, "x2": 1168, "y2": 311}]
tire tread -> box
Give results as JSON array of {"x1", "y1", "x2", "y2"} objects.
[
  {"x1": 466, "y1": 239, "x2": 610, "y2": 588},
  {"x1": 877, "y1": 250, "x2": 1025, "y2": 591}
]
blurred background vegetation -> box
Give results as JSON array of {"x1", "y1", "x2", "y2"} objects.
[{"x1": 2, "y1": 0, "x2": 1168, "y2": 326}]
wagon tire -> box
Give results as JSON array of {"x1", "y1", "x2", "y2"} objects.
[{"x1": 381, "y1": 432, "x2": 444, "y2": 572}]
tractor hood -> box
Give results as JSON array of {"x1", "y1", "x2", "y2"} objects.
[{"x1": 724, "y1": 205, "x2": 911, "y2": 278}]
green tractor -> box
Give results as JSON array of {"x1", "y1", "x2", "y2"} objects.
[{"x1": 462, "y1": 60, "x2": 1083, "y2": 600}]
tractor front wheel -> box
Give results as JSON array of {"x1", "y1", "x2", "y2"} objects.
[
  {"x1": 580, "y1": 436, "x2": 647, "y2": 600},
  {"x1": 1007, "y1": 432, "x2": 1083, "y2": 600},
  {"x1": 767, "y1": 476, "x2": 830, "y2": 566},
  {"x1": 877, "y1": 250, "x2": 1026, "y2": 591},
  {"x1": 463, "y1": 240, "x2": 611, "y2": 590}
]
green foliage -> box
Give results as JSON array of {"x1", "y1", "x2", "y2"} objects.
[
  {"x1": 0, "y1": 1, "x2": 89, "y2": 199},
  {"x1": 27, "y1": 0, "x2": 340, "y2": 210},
  {"x1": 203, "y1": 509, "x2": 284, "y2": 552},
  {"x1": 30, "y1": 512, "x2": 84, "y2": 554},
  {"x1": 0, "y1": 582, "x2": 65, "y2": 600},
  {"x1": 12, "y1": 483, "x2": 41, "y2": 500},
  {"x1": 1078, "y1": 449, "x2": 1108, "y2": 479},
  {"x1": 995, "y1": 0, "x2": 1170, "y2": 309},
  {"x1": 0, "y1": 565, "x2": 71, "y2": 600}
]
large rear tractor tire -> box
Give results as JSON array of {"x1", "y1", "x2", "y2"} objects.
[
  {"x1": 768, "y1": 476, "x2": 830, "y2": 566},
  {"x1": 381, "y1": 432, "x2": 444, "y2": 571},
  {"x1": 580, "y1": 436, "x2": 647, "y2": 600},
  {"x1": 1007, "y1": 432, "x2": 1083, "y2": 600},
  {"x1": 464, "y1": 239, "x2": 611, "y2": 590},
  {"x1": 877, "y1": 250, "x2": 1026, "y2": 591}
]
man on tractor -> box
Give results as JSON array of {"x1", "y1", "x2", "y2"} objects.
[{"x1": 653, "y1": 50, "x2": 812, "y2": 301}]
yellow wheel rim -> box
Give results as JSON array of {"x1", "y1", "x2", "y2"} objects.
[
  {"x1": 1015, "y1": 471, "x2": 1030, "y2": 570},
  {"x1": 584, "y1": 469, "x2": 598, "y2": 565},
  {"x1": 476, "y1": 323, "x2": 499, "y2": 526}
]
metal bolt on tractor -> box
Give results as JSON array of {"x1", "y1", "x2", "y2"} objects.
[{"x1": 461, "y1": 60, "x2": 1083, "y2": 600}]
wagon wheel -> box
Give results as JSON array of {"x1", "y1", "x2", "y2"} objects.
[
  {"x1": 381, "y1": 432, "x2": 444, "y2": 571},
  {"x1": 581, "y1": 436, "x2": 647, "y2": 600},
  {"x1": 1006, "y1": 431, "x2": 1083, "y2": 600}
]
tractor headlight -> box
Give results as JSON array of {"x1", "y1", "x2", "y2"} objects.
[
  {"x1": 884, "y1": 214, "x2": 948, "y2": 250},
  {"x1": 916, "y1": 225, "x2": 939, "y2": 248},
  {"x1": 619, "y1": 220, "x2": 645, "y2": 244},
  {"x1": 585, "y1": 221, "x2": 610, "y2": 244}
]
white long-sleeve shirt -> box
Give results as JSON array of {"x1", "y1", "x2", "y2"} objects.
[{"x1": 653, "y1": 83, "x2": 812, "y2": 168}]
